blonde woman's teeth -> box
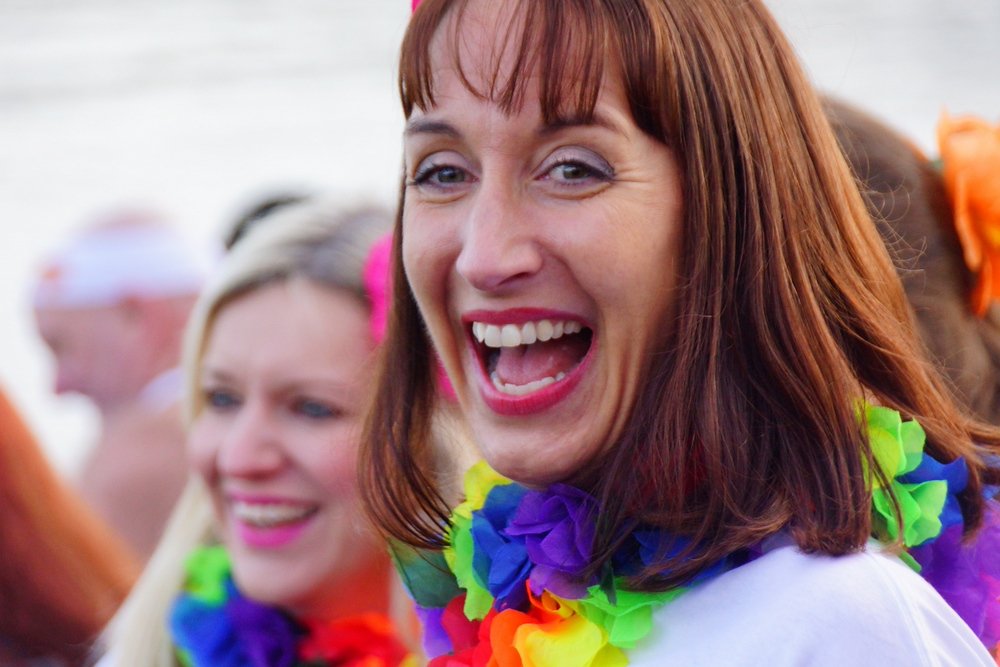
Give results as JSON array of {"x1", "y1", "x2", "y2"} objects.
[
  {"x1": 473, "y1": 320, "x2": 583, "y2": 348},
  {"x1": 232, "y1": 501, "x2": 314, "y2": 527}
]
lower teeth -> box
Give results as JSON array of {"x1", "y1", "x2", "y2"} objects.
[{"x1": 491, "y1": 371, "x2": 567, "y2": 396}]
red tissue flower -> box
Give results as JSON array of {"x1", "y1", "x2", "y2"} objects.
[{"x1": 298, "y1": 614, "x2": 411, "y2": 667}]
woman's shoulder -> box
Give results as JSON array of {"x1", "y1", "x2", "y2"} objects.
[{"x1": 629, "y1": 538, "x2": 993, "y2": 666}]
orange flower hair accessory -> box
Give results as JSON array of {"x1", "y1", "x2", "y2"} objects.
[{"x1": 937, "y1": 111, "x2": 1000, "y2": 316}]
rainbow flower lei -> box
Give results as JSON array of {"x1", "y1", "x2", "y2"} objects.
[
  {"x1": 170, "y1": 546, "x2": 415, "y2": 667},
  {"x1": 396, "y1": 405, "x2": 997, "y2": 665}
]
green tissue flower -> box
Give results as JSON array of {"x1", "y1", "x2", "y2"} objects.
[
  {"x1": 443, "y1": 460, "x2": 512, "y2": 620},
  {"x1": 389, "y1": 542, "x2": 461, "y2": 609},
  {"x1": 444, "y1": 513, "x2": 494, "y2": 620},
  {"x1": 570, "y1": 581, "x2": 685, "y2": 649},
  {"x1": 182, "y1": 545, "x2": 231, "y2": 605},
  {"x1": 865, "y1": 405, "x2": 947, "y2": 547}
]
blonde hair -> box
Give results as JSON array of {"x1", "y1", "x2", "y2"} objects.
[{"x1": 100, "y1": 199, "x2": 394, "y2": 666}]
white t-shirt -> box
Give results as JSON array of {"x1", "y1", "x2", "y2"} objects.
[{"x1": 629, "y1": 539, "x2": 992, "y2": 666}]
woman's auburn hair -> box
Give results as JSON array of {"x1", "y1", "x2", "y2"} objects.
[{"x1": 360, "y1": 0, "x2": 1000, "y2": 590}]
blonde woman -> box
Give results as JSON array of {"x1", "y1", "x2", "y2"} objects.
[{"x1": 100, "y1": 199, "x2": 467, "y2": 666}]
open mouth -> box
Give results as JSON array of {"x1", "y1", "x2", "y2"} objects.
[{"x1": 471, "y1": 318, "x2": 594, "y2": 396}]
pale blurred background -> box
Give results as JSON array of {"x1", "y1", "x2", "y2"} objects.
[{"x1": 1, "y1": 0, "x2": 998, "y2": 474}]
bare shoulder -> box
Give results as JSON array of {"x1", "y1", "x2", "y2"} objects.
[
  {"x1": 80, "y1": 403, "x2": 188, "y2": 558},
  {"x1": 103, "y1": 403, "x2": 185, "y2": 450}
]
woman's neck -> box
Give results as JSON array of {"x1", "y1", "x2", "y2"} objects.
[{"x1": 301, "y1": 549, "x2": 394, "y2": 622}]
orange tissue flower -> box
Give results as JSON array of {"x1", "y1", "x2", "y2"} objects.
[
  {"x1": 938, "y1": 111, "x2": 1000, "y2": 315},
  {"x1": 487, "y1": 588, "x2": 626, "y2": 667}
]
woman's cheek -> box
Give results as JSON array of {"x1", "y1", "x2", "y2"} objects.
[
  {"x1": 185, "y1": 416, "x2": 219, "y2": 483},
  {"x1": 309, "y1": 429, "x2": 362, "y2": 499}
]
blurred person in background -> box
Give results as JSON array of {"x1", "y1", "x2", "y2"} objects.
[
  {"x1": 99, "y1": 199, "x2": 458, "y2": 666},
  {"x1": 827, "y1": 98, "x2": 1000, "y2": 426},
  {"x1": 32, "y1": 209, "x2": 205, "y2": 560},
  {"x1": 0, "y1": 386, "x2": 138, "y2": 666}
]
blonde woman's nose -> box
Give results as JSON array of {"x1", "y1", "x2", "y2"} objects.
[{"x1": 216, "y1": 400, "x2": 285, "y2": 478}]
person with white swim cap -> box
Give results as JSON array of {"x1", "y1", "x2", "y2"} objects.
[{"x1": 33, "y1": 208, "x2": 205, "y2": 561}]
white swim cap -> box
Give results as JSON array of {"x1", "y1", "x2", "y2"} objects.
[{"x1": 33, "y1": 209, "x2": 206, "y2": 309}]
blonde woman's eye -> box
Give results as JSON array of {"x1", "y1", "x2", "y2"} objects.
[
  {"x1": 205, "y1": 389, "x2": 239, "y2": 410},
  {"x1": 294, "y1": 398, "x2": 340, "y2": 420}
]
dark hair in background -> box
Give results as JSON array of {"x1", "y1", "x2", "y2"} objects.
[
  {"x1": 361, "y1": 0, "x2": 1000, "y2": 592},
  {"x1": 223, "y1": 192, "x2": 312, "y2": 251},
  {"x1": 826, "y1": 97, "x2": 1000, "y2": 424}
]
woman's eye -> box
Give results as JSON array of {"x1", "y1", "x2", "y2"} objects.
[
  {"x1": 293, "y1": 398, "x2": 340, "y2": 420},
  {"x1": 551, "y1": 162, "x2": 594, "y2": 181},
  {"x1": 205, "y1": 389, "x2": 239, "y2": 410},
  {"x1": 546, "y1": 159, "x2": 613, "y2": 184},
  {"x1": 410, "y1": 156, "x2": 474, "y2": 192},
  {"x1": 431, "y1": 166, "x2": 467, "y2": 184}
]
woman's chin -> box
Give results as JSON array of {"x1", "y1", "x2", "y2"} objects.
[
  {"x1": 477, "y1": 435, "x2": 592, "y2": 487},
  {"x1": 232, "y1": 567, "x2": 302, "y2": 610}
]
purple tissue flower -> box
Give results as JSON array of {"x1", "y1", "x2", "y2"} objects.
[
  {"x1": 227, "y1": 587, "x2": 300, "y2": 667},
  {"x1": 414, "y1": 605, "x2": 452, "y2": 658},
  {"x1": 505, "y1": 484, "x2": 599, "y2": 599},
  {"x1": 911, "y1": 503, "x2": 1000, "y2": 650},
  {"x1": 170, "y1": 580, "x2": 299, "y2": 667}
]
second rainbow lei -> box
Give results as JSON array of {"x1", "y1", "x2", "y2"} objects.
[{"x1": 170, "y1": 546, "x2": 416, "y2": 667}]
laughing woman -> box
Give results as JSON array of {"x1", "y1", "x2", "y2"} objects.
[
  {"x1": 361, "y1": 0, "x2": 1000, "y2": 664},
  {"x1": 100, "y1": 201, "x2": 419, "y2": 667}
]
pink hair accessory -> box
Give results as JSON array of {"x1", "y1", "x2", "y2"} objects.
[
  {"x1": 362, "y1": 233, "x2": 456, "y2": 400},
  {"x1": 363, "y1": 233, "x2": 393, "y2": 344},
  {"x1": 436, "y1": 355, "x2": 458, "y2": 401},
  {"x1": 412, "y1": 0, "x2": 422, "y2": 11}
]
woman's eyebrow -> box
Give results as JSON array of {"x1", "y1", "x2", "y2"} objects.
[
  {"x1": 405, "y1": 118, "x2": 462, "y2": 138},
  {"x1": 200, "y1": 365, "x2": 237, "y2": 383}
]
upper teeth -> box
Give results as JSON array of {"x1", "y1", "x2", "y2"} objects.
[
  {"x1": 472, "y1": 320, "x2": 583, "y2": 348},
  {"x1": 232, "y1": 501, "x2": 314, "y2": 528}
]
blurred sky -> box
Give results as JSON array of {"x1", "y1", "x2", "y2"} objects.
[{"x1": 1, "y1": 0, "x2": 998, "y2": 474}]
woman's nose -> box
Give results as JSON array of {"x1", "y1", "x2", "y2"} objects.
[
  {"x1": 216, "y1": 401, "x2": 284, "y2": 478},
  {"x1": 455, "y1": 181, "x2": 543, "y2": 293}
]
